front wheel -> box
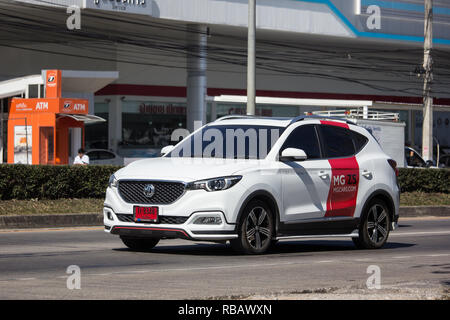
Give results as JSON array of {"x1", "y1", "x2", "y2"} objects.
[
  {"x1": 120, "y1": 236, "x2": 160, "y2": 251},
  {"x1": 353, "y1": 199, "x2": 390, "y2": 249},
  {"x1": 231, "y1": 200, "x2": 274, "y2": 254}
]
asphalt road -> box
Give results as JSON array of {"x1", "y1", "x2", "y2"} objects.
[{"x1": 0, "y1": 217, "x2": 449, "y2": 299}]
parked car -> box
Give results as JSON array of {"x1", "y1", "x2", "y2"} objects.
[
  {"x1": 103, "y1": 115, "x2": 400, "y2": 254},
  {"x1": 405, "y1": 146, "x2": 430, "y2": 168},
  {"x1": 86, "y1": 149, "x2": 124, "y2": 166}
]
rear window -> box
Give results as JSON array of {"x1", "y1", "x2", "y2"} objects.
[
  {"x1": 350, "y1": 130, "x2": 369, "y2": 153},
  {"x1": 319, "y1": 125, "x2": 355, "y2": 158}
]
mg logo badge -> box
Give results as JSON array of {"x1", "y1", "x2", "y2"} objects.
[{"x1": 143, "y1": 184, "x2": 155, "y2": 198}]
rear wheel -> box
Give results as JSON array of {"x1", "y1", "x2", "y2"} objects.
[
  {"x1": 353, "y1": 199, "x2": 390, "y2": 249},
  {"x1": 231, "y1": 200, "x2": 274, "y2": 254},
  {"x1": 120, "y1": 236, "x2": 160, "y2": 251}
]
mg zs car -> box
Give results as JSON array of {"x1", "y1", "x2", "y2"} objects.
[{"x1": 104, "y1": 115, "x2": 400, "y2": 254}]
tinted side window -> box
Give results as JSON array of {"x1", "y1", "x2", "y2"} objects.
[
  {"x1": 282, "y1": 125, "x2": 321, "y2": 159},
  {"x1": 405, "y1": 148, "x2": 425, "y2": 167},
  {"x1": 99, "y1": 151, "x2": 115, "y2": 160},
  {"x1": 87, "y1": 151, "x2": 100, "y2": 160},
  {"x1": 350, "y1": 131, "x2": 369, "y2": 153},
  {"x1": 319, "y1": 125, "x2": 355, "y2": 158}
]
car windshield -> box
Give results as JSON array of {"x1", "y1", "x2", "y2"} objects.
[{"x1": 168, "y1": 125, "x2": 285, "y2": 159}]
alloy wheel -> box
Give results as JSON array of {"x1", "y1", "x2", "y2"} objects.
[
  {"x1": 245, "y1": 206, "x2": 272, "y2": 250},
  {"x1": 366, "y1": 204, "x2": 389, "y2": 244}
]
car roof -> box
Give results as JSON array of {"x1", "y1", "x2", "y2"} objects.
[{"x1": 212, "y1": 115, "x2": 355, "y2": 128}]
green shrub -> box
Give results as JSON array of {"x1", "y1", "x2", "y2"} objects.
[
  {"x1": 0, "y1": 165, "x2": 448, "y2": 200},
  {"x1": 398, "y1": 168, "x2": 450, "y2": 193},
  {"x1": 0, "y1": 164, "x2": 121, "y2": 200}
]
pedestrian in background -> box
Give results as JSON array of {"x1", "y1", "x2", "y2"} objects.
[{"x1": 73, "y1": 148, "x2": 89, "y2": 165}]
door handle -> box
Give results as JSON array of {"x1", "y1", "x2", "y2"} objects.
[
  {"x1": 318, "y1": 171, "x2": 329, "y2": 179},
  {"x1": 362, "y1": 170, "x2": 372, "y2": 179}
]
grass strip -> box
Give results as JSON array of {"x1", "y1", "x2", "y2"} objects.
[{"x1": 0, "y1": 192, "x2": 448, "y2": 216}]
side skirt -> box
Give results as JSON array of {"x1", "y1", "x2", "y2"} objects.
[{"x1": 276, "y1": 217, "x2": 360, "y2": 239}]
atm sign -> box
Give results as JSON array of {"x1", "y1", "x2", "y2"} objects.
[{"x1": 35, "y1": 102, "x2": 49, "y2": 110}]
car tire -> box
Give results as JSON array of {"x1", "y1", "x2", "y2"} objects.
[
  {"x1": 120, "y1": 236, "x2": 160, "y2": 251},
  {"x1": 231, "y1": 200, "x2": 274, "y2": 254},
  {"x1": 353, "y1": 198, "x2": 390, "y2": 249}
]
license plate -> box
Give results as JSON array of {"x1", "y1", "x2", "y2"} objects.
[{"x1": 134, "y1": 206, "x2": 159, "y2": 223}]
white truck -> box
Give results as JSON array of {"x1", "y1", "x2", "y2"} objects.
[{"x1": 309, "y1": 109, "x2": 406, "y2": 167}]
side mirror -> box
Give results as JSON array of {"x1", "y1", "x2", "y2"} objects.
[
  {"x1": 425, "y1": 160, "x2": 434, "y2": 168},
  {"x1": 280, "y1": 148, "x2": 307, "y2": 162},
  {"x1": 160, "y1": 145, "x2": 174, "y2": 156}
]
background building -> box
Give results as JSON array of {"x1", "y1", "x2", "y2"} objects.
[{"x1": 0, "y1": 0, "x2": 449, "y2": 160}]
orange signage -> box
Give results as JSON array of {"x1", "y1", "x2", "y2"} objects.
[
  {"x1": 45, "y1": 69, "x2": 61, "y2": 98},
  {"x1": 7, "y1": 69, "x2": 89, "y2": 165},
  {"x1": 10, "y1": 98, "x2": 89, "y2": 114}
]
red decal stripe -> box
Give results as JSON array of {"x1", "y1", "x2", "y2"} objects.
[
  {"x1": 325, "y1": 157, "x2": 359, "y2": 217},
  {"x1": 320, "y1": 120, "x2": 349, "y2": 129}
]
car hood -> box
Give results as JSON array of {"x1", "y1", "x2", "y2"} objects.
[{"x1": 115, "y1": 157, "x2": 262, "y2": 181}]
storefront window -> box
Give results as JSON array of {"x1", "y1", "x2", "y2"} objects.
[
  {"x1": 85, "y1": 103, "x2": 109, "y2": 150},
  {"x1": 121, "y1": 101, "x2": 186, "y2": 149}
]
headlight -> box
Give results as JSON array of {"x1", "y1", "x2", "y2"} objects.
[
  {"x1": 108, "y1": 174, "x2": 118, "y2": 188},
  {"x1": 186, "y1": 176, "x2": 242, "y2": 192}
]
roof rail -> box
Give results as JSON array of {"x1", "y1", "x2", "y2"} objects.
[
  {"x1": 310, "y1": 109, "x2": 399, "y2": 121},
  {"x1": 289, "y1": 115, "x2": 356, "y2": 125},
  {"x1": 214, "y1": 114, "x2": 356, "y2": 126},
  {"x1": 214, "y1": 115, "x2": 257, "y2": 122}
]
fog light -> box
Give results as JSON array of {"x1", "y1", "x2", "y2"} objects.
[
  {"x1": 193, "y1": 216, "x2": 222, "y2": 225},
  {"x1": 104, "y1": 209, "x2": 113, "y2": 221}
]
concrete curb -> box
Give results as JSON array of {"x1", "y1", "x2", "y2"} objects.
[
  {"x1": 0, "y1": 206, "x2": 449, "y2": 229},
  {"x1": 0, "y1": 213, "x2": 103, "y2": 229},
  {"x1": 399, "y1": 206, "x2": 450, "y2": 217}
]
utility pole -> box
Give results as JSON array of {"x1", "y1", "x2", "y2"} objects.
[
  {"x1": 247, "y1": 0, "x2": 256, "y2": 116},
  {"x1": 422, "y1": 0, "x2": 433, "y2": 161}
]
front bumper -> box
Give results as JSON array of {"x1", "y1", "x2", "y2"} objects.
[
  {"x1": 103, "y1": 183, "x2": 242, "y2": 241},
  {"x1": 104, "y1": 208, "x2": 238, "y2": 241}
]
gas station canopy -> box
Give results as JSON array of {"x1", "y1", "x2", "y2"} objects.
[
  {"x1": 0, "y1": 70, "x2": 119, "y2": 99},
  {"x1": 57, "y1": 113, "x2": 106, "y2": 124}
]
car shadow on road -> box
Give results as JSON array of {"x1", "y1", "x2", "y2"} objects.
[{"x1": 112, "y1": 239, "x2": 414, "y2": 256}]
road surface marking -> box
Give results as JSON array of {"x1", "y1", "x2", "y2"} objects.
[{"x1": 391, "y1": 230, "x2": 450, "y2": 237}]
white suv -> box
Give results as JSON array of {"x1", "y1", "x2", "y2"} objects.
[{"x1": 104, "y1": 116, "x2": 400, "y2": 254}]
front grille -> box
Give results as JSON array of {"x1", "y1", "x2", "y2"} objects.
[
  {"x1": 116, "y1": 214, "x2": 188, "y2": 225},
  {"x1": 118, "y1": 180, "x2": 185, "y2": 204}
]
